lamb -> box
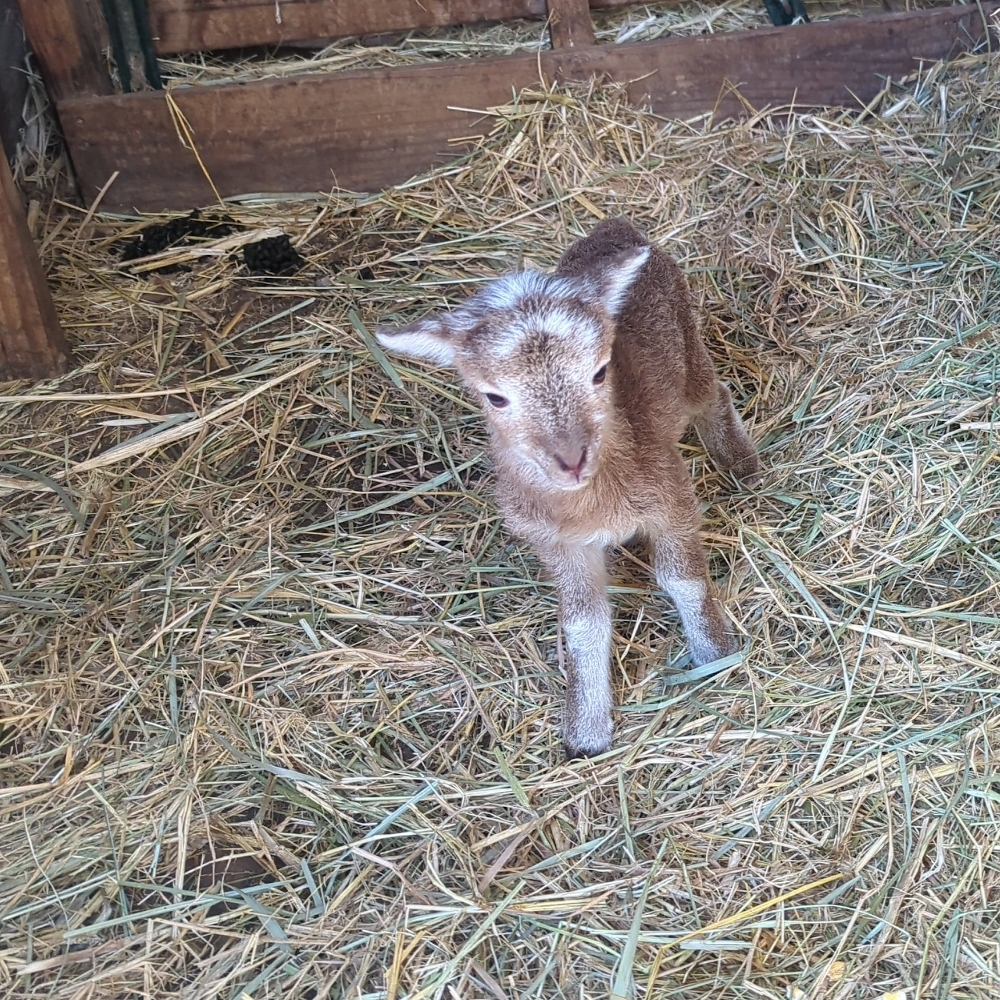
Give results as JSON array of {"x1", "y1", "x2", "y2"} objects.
[{"x1": 375, "y1": 218, "x2": 759, "y2": 758}]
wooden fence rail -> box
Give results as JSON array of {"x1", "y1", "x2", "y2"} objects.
[
  {"x1": 57, "y1": 2, "x2": 1000, "y2": 213},
  {"x1": 0, "y1": 138, "x2": 70, "y2": 379},
  {"x1": 147, "y1": 0, "x2": 642, "y2": 55}
]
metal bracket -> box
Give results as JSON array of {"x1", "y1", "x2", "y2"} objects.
[
  {"x1": 763, "y1": 0, "x2": 811, "y2": 26},
  {"x1": 99, "y1": 0, "x2": 162, "y2": 92}
]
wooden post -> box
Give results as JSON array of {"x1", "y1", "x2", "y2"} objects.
[
  {"x1": 547, "y1": 0, "x2": 595, "y2": 48},
  {"x1": 0, "y1": 140, "x2": 70, "y2": 380},
  {"x1": 16, "y1": 0, "x2": 111, "y2": 101}
]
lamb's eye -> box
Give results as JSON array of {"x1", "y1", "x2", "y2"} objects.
[
  {"x1": 485, "y1": 392, "x2": 509, "y2": 409},
  {"x1": 593, "y1": 365, "x2": 608, "y2": 386}
]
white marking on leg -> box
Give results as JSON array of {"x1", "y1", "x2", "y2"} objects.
[
  {"x1": 658, "y1": 576, "x2": 728, "y2": 665},
  {"x1": 563, "y1": 612, "x2": 613, "y2": 754},
  {"x1": 662, "y1": 578, "x2": 707, "y2": 631},
  {"x1": 541, "y1": 542, "x2": 614, "y2": 755}
]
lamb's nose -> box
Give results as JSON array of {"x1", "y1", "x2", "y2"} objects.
[{"x1": 555, "y1": 447, "x2": 588, "y2": 481}]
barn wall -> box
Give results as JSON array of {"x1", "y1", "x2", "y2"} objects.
[{"x1": 0, "y1": 0, "x2": 28, "y2": 164}]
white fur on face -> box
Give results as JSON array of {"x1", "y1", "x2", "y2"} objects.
[
  {"x1": 379, "y1": 266, "x2": 621, "y2": 492},
  {"x1": 479, "y1": 270, "x2": 576, "y2": 312},
  {"x1": 376, "y1": 245, "x2": 647, "y2": 374},
  {"x1": 489, "y1": 304, "x2": 602, "y2": 360},
  {"x1": 476, "y1": 333, "x2": 610, "y2": 491}
]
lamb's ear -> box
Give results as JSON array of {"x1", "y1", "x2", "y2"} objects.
[
  {"x1": 375, "y1": 313, "x2": 461, "y2": 367},
  {"x1": 585, "y1": 245, "x2": 651, "y2": 319}
]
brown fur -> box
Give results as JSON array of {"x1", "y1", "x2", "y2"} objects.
[{"x1": 377, "y1": 218, "x2": 759, "y2": 757}]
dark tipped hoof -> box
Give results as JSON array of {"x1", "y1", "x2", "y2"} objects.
[
  {"x1": 684, "y1": 645, "x2": 744, "y2": 683},
  {"x1": 730, "y1": 455, "x2": 762, "y2": 488},
  {"x1": 564, "y1": 743, "x2": 606, "y2": 761}
]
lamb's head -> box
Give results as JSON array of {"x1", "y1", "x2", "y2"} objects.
[{"x1": 376, "y1": 245, "x2": 649, "y2": 491}]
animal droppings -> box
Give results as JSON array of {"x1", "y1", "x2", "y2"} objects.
[
  {"x1": 242, "y1": 234, "x2": 305, "y2": 276},
  {"x1": 120, "y1": 209, "x2": 238, "y2": 267}
]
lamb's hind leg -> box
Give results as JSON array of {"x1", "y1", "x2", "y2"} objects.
[
  {"x1": 537, "y1": 542, "x2": 614, "y2": 759},
  {"x1": 693, "y1": 381, "x2": 760, "y2": 485}
]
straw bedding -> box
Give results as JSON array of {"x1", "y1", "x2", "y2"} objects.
[{"x1": 2, "y1": 25, "x2": 999, "y2": 1000}]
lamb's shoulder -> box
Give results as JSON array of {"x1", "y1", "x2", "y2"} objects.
[
  {"x1": 614, "y1": 250, "x2": 720, "y2": 417},
  {"x1": 555, "y1": 218, "x2": 650, "y2": 279}
]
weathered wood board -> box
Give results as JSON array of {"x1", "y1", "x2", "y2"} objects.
[
  {"x1": 147, "y1": 0, "x2": 638, "y2": 54},
  {"x1": 547, "y1": 0, "x2": 598, "y2": 48},
  {"x1": 0, "y1": 140, "x2": 69, "y2": 379},
  {"x1": 16, "y1": 0, "x2": 111, "y2": 101}
]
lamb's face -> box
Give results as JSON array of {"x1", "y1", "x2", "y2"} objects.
[
  {"x1": 458, "y1": 292, "x2": 615, "y2": 490},
  {"x1": 375, "y1": 245, "x2": 649, "y2": 490}
]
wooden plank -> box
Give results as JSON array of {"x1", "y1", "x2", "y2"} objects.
[
  {"x1": 60, "y1": 3, "x2": 1000, "y2": 213},
  {"x1": 548, "y1": 0, "x2": 596, "y2": 48},
  {"x1": 150, "y1": 0, "x2": 544, "y2": 54},
  {"x1": 0, "y1": 137, "x2": 70, "y2": 380},
  {"x1": 16, "y1": 0, "x2": 111, "y2": 101},
  {"x1": 147, "y1": 0, "x2": 643, "y2": 55}
]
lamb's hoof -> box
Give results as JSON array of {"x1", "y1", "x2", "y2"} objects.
[
  {"x1": 688, "y1": 640, "x2": 744, "y2": 681},
  {"x1": 564, "y1": 712, "x2": 613, "y2": 760},
  {"x1": 564, "y1": 743, "x2": 605, "y2": 761},
  {"x1": 563, "y1": 734, "x2": 612, "y2": 760},
  {"x1": 730, "y1": 453, "x2": 762, "y2": 488}
]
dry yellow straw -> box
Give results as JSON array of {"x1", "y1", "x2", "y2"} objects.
[{"x1": 165, "y1": 81, "x2": 225, "y2": 207}]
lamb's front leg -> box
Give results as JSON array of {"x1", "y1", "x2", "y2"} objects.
[
  {"x1": 652, "y1": 528, "x2": 739, "y2": 667},
  {"x1": 537, "y1": 542, "x2": 613, "y2": 759}
]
